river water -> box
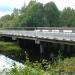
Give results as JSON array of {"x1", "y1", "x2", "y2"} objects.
[{"x1": 0, "y1": 54, "x2": 24, "y2": 75}]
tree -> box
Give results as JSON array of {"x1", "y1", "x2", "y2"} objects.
[
  {"x1": 0, "y1": 15, "x2": 12, "y2": 27},
  {"x1": 11, "y1": 8, "x2": 20, "y2": 27},
  {"x1": 0, "y1": 8, "x2": 20, "y2": 28},
  {"x1": 19, "y1": 1, "x2": 44, "y2": 27},
  {"x1": 1, "y1": 1, "x2": 75, "y2": 28},
  {"x1": 44, "y1": 1, "x2": 60, "y2": 27},
  {"x1": 60, "y1": 7, "x2": 75, "y2": 27}
]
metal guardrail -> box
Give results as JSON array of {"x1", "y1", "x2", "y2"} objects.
[{"x1": 1, "y1": 27, "x2": 75, "y2": 30}]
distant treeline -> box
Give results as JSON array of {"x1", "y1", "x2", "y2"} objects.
[{"x1": 0, "y1": 0, "x2": 75, "y2": 27}]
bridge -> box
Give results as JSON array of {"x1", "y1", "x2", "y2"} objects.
[
  {"x1": 0, "y1": 27, "x2": 75, "y2": 44},
  {"x1": 0, "y1": 27, "x2": 75, "y2": 61}
]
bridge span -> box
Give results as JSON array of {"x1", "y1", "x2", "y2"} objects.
[
  {"x1": 0, "y1": 27, "x2": 75, "y2": 44},
  {"x1": 0, "y1": 27, "x2": 75, "y2": 61}
]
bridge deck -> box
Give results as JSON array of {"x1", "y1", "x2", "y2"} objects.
[{"x1": 0, "y1": 30, "x2": 75, "y2": 42}]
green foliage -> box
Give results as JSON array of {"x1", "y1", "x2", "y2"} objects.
[
  {"x1": 0, "y1": 1, "x2": 75, "y2": 27},
  {"x1": 0, "y1": 1, "x2": 60, "y2": 27},
  {"x1": 44, "y1": 1, "x2": 60, "y2": 27},
  {"x1": 9, "y1": 57, "x2": 75, "y2": 75},
  {"x1": 19, "y1": 1, "x2": 44, "y2": 27},
  {"x1": 60, "y1": 7, "x2": 75, "y2": 27},
  {"x1": 10, "y1": 60, "x2": 44, "y2": 75}
]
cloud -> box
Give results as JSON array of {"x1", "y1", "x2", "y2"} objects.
[
  {"x1": 0, "y1": 6, "x2": 12, "y2": 12},
  {"x1": 0, "y1": 11, "x2": 12, "y2": 17},
  {"x1": 0, "y1": 0, "x2": 25, "y2": 10},
  {"x1": 0, "y1": 0, "x2": 26, "y2": 16},
  {"x1": 0, "y1": 0, "x2": 75, "y2": 17}
]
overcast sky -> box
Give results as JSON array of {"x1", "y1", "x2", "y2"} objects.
[{"x1": 0, "y1": 0, "x2": 75, "y2": 16}]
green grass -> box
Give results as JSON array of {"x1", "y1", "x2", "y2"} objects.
[
  {"x1": 8, "y1": 57, "x2": 75, "y2": 75},
  {"x1": 0, "y1": 41, "x2": 21, "y2": 53}
]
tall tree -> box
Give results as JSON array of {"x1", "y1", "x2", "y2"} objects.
[
  {"x1": 11, "y1": 8, "x2": 20, "y2": 27},
  {"x1": 19, "y1": 1, "x2": 44, "y2": 27},
  {"x1": 0, "y1": 15, "x2": 12, "y2": 27},
  {"x1": 60, "y1": 7, "x2": 75, "y2": 27},
  {"x1": 44, "y1": 1, "x2": 60, "y2": 27}
]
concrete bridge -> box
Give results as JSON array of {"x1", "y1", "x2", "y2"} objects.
[
  {"x1": 0, "y1": 27, "x2": 75, "y2": 44},
  {"x1": 0, "y1": 27, "x2": 75, "y2": 61}
]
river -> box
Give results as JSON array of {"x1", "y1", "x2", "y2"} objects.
[{"x1": 0, "y1": 54, "x2": 24, "y2": 75}]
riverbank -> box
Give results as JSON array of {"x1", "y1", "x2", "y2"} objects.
[
  {"x1": 0, "y1": 41, "x2": 22, "y2": 61},
  {"x1": 0, "y1": 41, "x2": 21, "y2": 52},
  {"x1": 0, "y1": 41, "x2": 75, "y2": 74},
  {"x1": 9, "y1": 57, "x2": 75, "y2": 75}
]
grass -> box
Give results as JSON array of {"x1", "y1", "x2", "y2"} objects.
[
  {"x1": 8, "y1": 56, "x2": 75, "y2": 75},
  {"x1": 0, "y1": 41, "x2": 21, "y2": 53},
  {"x1": 8, "y1": 49, "x2": 75, "y2": 75}
]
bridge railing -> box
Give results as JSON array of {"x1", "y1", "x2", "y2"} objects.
[
  {"x1": 1, "y1": 27, "x2": 75, "y2": 31},
  {"x1": 0, "y1": 27, "x2": 75, "y2": 41}
]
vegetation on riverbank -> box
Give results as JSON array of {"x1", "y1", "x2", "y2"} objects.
[
  {"x1": 9, "y1": 56, "x2": 75, "y2": 75},
  {"x1": 0, "y1": 41, "x2": 21, "y2": 51},
  {"x1": 0, "y1": 41, "x2": 75, "y2": 75},
  {"x1": 0, "y1": 41, "x2": 21, "y2": 59}
]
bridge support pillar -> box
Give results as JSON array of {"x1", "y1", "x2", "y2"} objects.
[
  {"x1": 67, "y1": 45, "x2": 71, "y2": 57},
  {"x1": 63, "y1": 44, "x2": 71, "y2": 57},
  {"x1": 39, "y1": 42, "x2": 44, "y2": 61},
  {"x1": 60, "y1": 44, "x2": 64, "y2": 54}
]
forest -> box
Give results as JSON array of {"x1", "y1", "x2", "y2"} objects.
[{"x1": 0, "y1": 1, "x2": 75, "y2": 28}]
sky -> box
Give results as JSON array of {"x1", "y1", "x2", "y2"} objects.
[{"x1": 0, "y1": 0, "x2": 75, "y2": 17}]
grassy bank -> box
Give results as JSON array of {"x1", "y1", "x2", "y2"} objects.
[
  {"x1": 0, "y1": 41, "x2": 21, "y2": 53},
  {"x1": 0, "y1": 41, "x2": 22, "y2": 61}
]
